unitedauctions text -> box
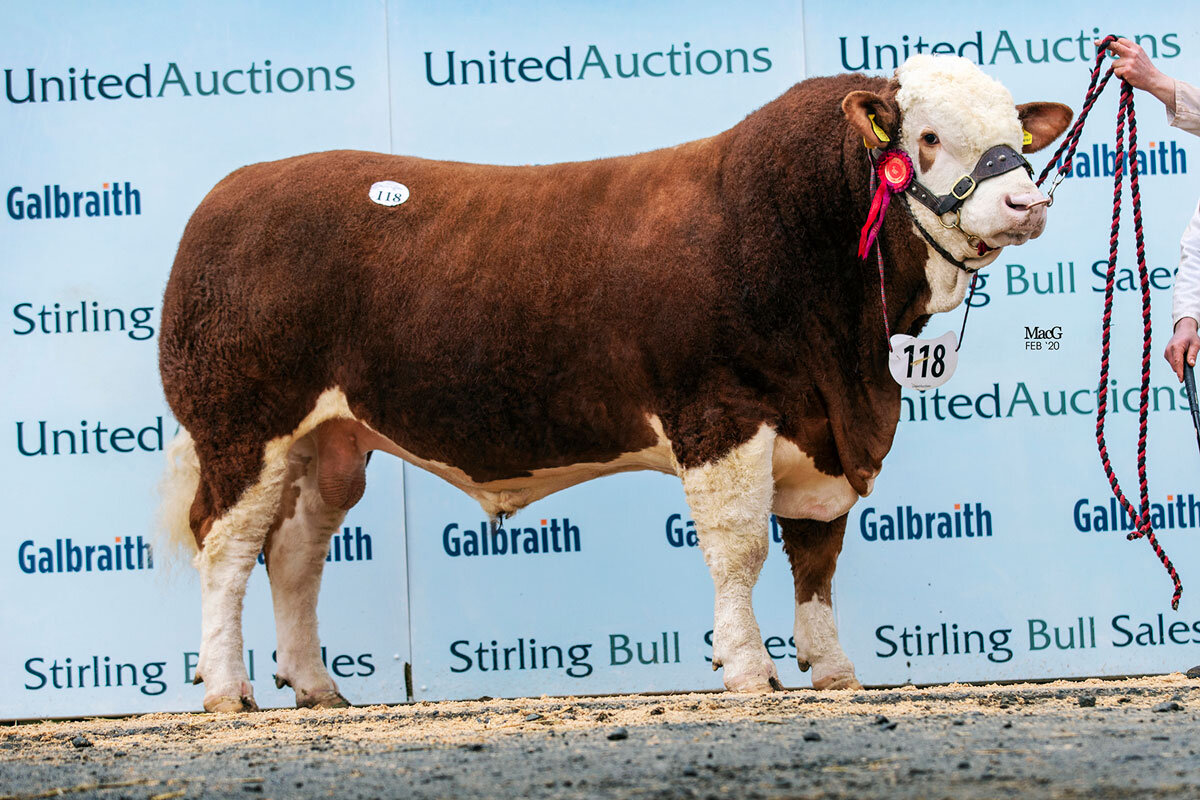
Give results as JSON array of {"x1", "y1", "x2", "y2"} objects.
[
  {"x1": 424, "y1": 44, "x2": 771, "y2": 86},
  {"x1": 5, "y1": 61, "x2": 354, "y2": 104}
]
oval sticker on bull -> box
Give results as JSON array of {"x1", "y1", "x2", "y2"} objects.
[
  {"x1": 888, "y1": 331, "x2": 958, "y2": 391},
  {"x1": 369, "y1": 180, "x2": 409, "y2": 207}
]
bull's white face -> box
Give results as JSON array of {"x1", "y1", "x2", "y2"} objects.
[
  {"x1": 896, "y1": 56, "x2": 1048, "y2": 265},
  {"x1": 844, "y1": 55, "x2": 1072, "y2": 312}
]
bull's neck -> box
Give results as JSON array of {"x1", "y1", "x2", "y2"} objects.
[{"x1": 714, "y1": 89, "x2": 933, "y2": 377}]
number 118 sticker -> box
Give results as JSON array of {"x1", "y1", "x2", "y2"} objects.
[{"x1": 888, "y1": 331, "x2": 958, "y2": 391}]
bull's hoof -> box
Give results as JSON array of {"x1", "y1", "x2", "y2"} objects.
[
  {"x1": 809, "y1": 654, "x2": 861, "y2": 690},
  {"x1": 797, "y1": 660, "x2": 812, "y2": 672},
  {"x1": 813, "y1": 673, "x2": 862, "y2": 691},
  {"x1": 723, "y1": 660, "x2": 783, "y2": 693},
  {"x1": 204, "y1": 694, "x2": 260, "y2": 713},
  {"x1": 297, "y1": 689, "x2": 351, "y2": 709}
]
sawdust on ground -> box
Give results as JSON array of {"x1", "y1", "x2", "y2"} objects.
[{"x1": 1, "y1": 673, "x2": 1194, "y2": 758}]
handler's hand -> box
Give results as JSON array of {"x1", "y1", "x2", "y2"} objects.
[
  {"x1": 1097, "y1": 37, "x2": 1176, "y2": 111},
  {"x1": 1165, "y1": 317, "x2": 1200, "y2": 381}
]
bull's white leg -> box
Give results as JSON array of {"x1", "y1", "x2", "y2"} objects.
[
  {"x1": 794, "y1": 592, "x2": 859, "y2": 690},
  {"x1": 195, "y1": 440, "x2": 292, "y2": 712},
  {"x1": 264, "y1": 435, "x2": 350, "y2": 708},
  {"x1": 681, "y1": 425, "x2": 781, "y2": 692}
]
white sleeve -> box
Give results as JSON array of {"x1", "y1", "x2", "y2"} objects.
[
  {"x1": 1172, "y1": 199, "x2": 1200, "y2": 329},
  {"x1": 1167, "y1": 80, "x2": 1200, "y2": 137}
]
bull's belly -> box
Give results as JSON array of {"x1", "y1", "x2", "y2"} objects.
[
  {"x1": 296, "y1": 388, "x2": 678, "y2": 518},
  {"x1": 288, "y1": 388, "x2": 866, "y2": 521},
  {"x1": 405, "y1": 431, "x2": 865, "y2": 521},
  {"x1": 390, "y1": 424, "x2": 679, "y2": 518},
  {"x1": 769, "y1": 437, "x2": 867, "y2": 522}
]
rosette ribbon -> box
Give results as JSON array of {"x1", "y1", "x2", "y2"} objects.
[{"x1": 857, "y1": 149, "x2": 914, "y2": 260}]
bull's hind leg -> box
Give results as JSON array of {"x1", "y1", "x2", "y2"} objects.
[
  {"x1": 681, "y1": 425, "x2": 781, "y2": 692},
  {"x1": 778, "y1": 515, "x2": 861, "y2": 690},
  {"x1": 263, "y1": 424, "x2": 366, "y2": 709},
  {"x1": 193, "y1": 439, "x2": 292, "y2": 712}
]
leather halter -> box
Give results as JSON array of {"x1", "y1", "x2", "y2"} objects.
[
  {"x1": 905, "y1": 143, "x2": 1033, "y2": 217},
  {"x1": 901, "y1": 197, "x2": 981, "y2": 273},
  {"x1": 883, "y1": 143, "x2": 1034, "y2": 273}
]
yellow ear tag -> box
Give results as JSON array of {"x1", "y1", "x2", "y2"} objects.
[
  {"x1": 869, "y1": 113, "x2": 891, "y2": 144},
  {"x1": 1022, "y1": 128, "x2": 1033, "y2": 147}
]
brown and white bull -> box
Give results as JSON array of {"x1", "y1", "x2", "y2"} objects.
[{"x1": 159, "y1": 55, "x2": 1071, "y2": 711}]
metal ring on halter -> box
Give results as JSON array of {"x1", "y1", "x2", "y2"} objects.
[{"x1": 936, "y1": 207, "x2": 987, "y2": 252}]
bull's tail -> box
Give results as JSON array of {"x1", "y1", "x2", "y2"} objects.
[{"x1": 157, "y1": 427, "x2": 201, "y2": 569}]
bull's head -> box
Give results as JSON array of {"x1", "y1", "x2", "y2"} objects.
[{"x1": 842, "y1": 55, "x2": 1072, "y2": 311}]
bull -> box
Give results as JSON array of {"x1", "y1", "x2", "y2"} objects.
[{"x1": 159, "y1": 55, "x2": 1072, "y2": 711}]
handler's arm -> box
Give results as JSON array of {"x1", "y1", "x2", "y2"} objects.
[
  {"x1": 1101, "y1": 38, "x2": 1200, "y2": 136},
  {"x1": 1166, "y1": 80, "x2": 1200, "y2": 137},
  {"x1": 1167, "y1": 201, "x2": 1200, "y2": 380}
]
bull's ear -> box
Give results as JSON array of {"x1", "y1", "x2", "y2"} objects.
[
  {"x1": 842, "y1": 90, "x2": 899, "y2": 148},
  {"x1": 1016, "y1": 102, "x2": 1074, "y2": 153}
]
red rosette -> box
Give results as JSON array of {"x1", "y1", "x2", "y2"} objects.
[
  {"x1": 857, "y1": 148, "x2": 915, "y2": 260},
  {"x1": 876, "y1": 149, "x2": 914, "y2": 193}
]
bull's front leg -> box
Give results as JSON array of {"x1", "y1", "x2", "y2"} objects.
[
  {"x1": 681, "y1": 425, "x2": 781, "y2": 692},
  {"x1": 777, "y1": 515, "x2": 861, "y2": 690}
]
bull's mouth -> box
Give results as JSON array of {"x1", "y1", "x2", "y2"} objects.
[
  {"x1": 969, "y1": 227, "x2": 1040, "y2": 259},
  {"x1": 965, "y1": 246, "x2": 1003, "y2": 268},
  {"x1": 998, "y1": 230, "x2": 1037, "y2": 245}
]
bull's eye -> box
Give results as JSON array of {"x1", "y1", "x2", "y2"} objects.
[{"x1": 922, "y1": 132, "x2": 939, "y2": 146}]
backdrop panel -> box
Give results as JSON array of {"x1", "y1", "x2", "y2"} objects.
[
  {"x1": 803, "y1": 0, "x2": 1200, "y2": 685},
  {"x1": 386, "y1": 0, "x2": 809, "y2": 700},
  {"x1": 6, "y1": 0, "x2": 1200, "y2": 718},
  {"x1": 1, "y1": 0, "x2": 410, "y2": 718}
]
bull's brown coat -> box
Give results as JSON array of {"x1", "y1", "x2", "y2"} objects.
[
  {"x1": 162, "y1": 54, "x2": 1079, "y2": 707},
  {"x1": 160, "y1": 74, "x2": 930, "y2": 538}
]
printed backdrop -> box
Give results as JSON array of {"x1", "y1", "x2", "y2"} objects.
[{"x1": 3, "y1": 0, "x2": 1200, "y2": 717}]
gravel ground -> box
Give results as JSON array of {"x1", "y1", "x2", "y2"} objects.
[{"x1": 4, "y1": 674, "x2": 1200, "y2": 799}]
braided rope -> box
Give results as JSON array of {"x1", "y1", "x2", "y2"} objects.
[
  {"x1": 1041, "y1": 35, "x2": 1182, "y2": 609},
  {"x1": 1036, "y1": 42, "x2": 1117, "y2": 187}
]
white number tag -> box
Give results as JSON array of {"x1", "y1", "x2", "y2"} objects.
[
  {"x1": 369, "y1": 180, "x2": 409, "y2": 207},
  {"x1": 888, "y1": 330, "x2": 958, "y2": 391}
]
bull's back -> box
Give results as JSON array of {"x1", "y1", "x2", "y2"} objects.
[{"x1": 160, "y1": 146, "x2": 726, "y2": 478}]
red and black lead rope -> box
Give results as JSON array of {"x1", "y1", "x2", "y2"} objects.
[{"x1": 1041, "y1": 34, "x2": 1181, "y2": 609}]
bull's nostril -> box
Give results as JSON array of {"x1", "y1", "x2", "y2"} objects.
[{"x1": 1006, "y1": 192, "x2": 1049, "y2": 212}]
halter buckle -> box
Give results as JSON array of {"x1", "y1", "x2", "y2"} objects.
[{"x1": 950, "y1": 175, "x2": 976, "y2": 201}]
